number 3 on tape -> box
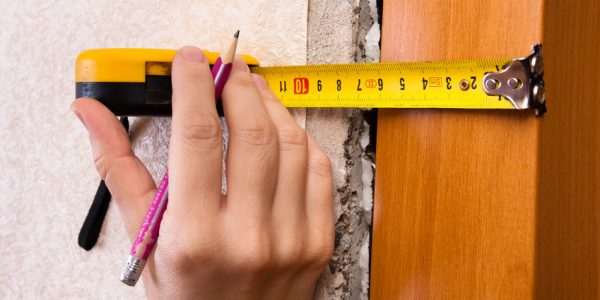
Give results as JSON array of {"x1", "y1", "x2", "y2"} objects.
[{"x1": 251, "y1": 44, "x2": 546, "y2": 115}]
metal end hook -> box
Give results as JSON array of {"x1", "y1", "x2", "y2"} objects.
[{"x1": 482, "y1": 44, "x2": 546, "y2": 116}]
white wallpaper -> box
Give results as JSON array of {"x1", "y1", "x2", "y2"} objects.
[{"x1": 0, "y1": 1, "x2": 307, "y2": 298}]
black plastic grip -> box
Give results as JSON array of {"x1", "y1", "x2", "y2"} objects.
[
  {"x1": 76, "y1": 76, "x2": 173, "y2": 116},
  {"x1": 78, "y1": 117, "x2": 129, "y2": 251}
]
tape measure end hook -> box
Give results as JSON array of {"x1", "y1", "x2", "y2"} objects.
[{"x1": 483, "y1": 44, "x2": 546, "y2": 116}]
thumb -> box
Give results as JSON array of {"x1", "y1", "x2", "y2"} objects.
[{"x1": 72, "y1": 98, "x2": 156, "y2": 241}]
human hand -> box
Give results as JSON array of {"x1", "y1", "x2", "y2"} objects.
[{"x1": 72, "y1": 46, "x2": 334, "y2": 299}]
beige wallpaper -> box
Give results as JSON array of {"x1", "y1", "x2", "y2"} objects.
[{"x1": 0, "y1": 1, "x2": 307, "y2": 298}]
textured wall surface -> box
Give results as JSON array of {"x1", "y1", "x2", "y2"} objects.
[
  {"x1": 0, "y1": 1, "x2": 307, "y2": 298},
  {"x1": 0, "y1": 0, "x2": 378, "y2": 298},
  {"x1": 307, "y1": 0, "x2": 377, "y2": 299}
]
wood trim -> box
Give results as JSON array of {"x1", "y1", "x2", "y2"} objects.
[
  {"x1": 372, "y1": 1, "x2": 543, "y2": 298},
  {"x1": 372, "y1": 0, "x2": 600, "y2": 298},
  {"x1": 535, "y1": 1, "x2": 600, "y2": 298}
]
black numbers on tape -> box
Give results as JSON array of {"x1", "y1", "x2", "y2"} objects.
[
  {"x1": 274, "y1": 72, "x2": 479, "y2": 95},
  {"x1": 357, "y1": 78, "x2": 383, "y2": 91},
  {"x1": 279, "y1": 81, "x2": 287, "y2": 92}
]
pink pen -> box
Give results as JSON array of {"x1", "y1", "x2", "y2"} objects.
[{"x1": 120, "y1": 30, "x2": 240, "y2": 286}]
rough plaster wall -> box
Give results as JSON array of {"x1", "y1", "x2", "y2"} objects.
[
  {"x1": 0, "y1": 0, "x2": 380, "y2": 298},
  {"x1": 0, "y1": 1, "x2": 307, "y2": 298},
  {"x1": 307, "y1": 0, "x2": 377, "y2": 299}
]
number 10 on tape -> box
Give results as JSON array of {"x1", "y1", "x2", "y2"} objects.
[{"x1": 250, "y1": 45, "x2": 546, "y2": 115}]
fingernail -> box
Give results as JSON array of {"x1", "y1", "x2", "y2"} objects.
[
  {"x1": 180, "y1": 46, "x2": 205, "y2": 62},
  {"x1": 71, "y1": 104, "x2": 88, "y2": 130},
  {"x1": 252, "y1": 74, "x2": 268, "y2": 89},
  {"x1": 232, "y1": 55, "x2": 249, "y2": 72}
]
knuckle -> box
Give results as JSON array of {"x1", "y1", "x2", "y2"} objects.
[
  {"x1": 159, "y1": 247, "x2": 197, "y2": 275},
  {"x1": 164, "y1": 224, "x2": 223, "y2": 270},
  {"x1": 242, "y1": 252, "x2": 272, "y2": 274},
  {"x1": 163, "y1": 246, "x2": 212, "y2": 276},
  {"x1": 172, "y1": 113, "x2": 222, "y2": 148},
  {"x1": 262, "y1": 92, "x2": 280, "y2": 102},
  {"x1": 227, "y1": 73, "x2": 257, "y2": 90},
  {"x1": 304, "y1": 235, "x2": 334, "y2": 271},
  {"x1": 180, "y1": 243, "x2": 217, "y2": 267},
  {"x1": 93, "y1": 153, "x2": 109, "y2": 179},
  {"x1": 275, "y1": 236, "x2": 305, "y2": 267},
  {"x1": 94, "y1": 154, "x2": 133, "y2": 180},
  {"x1": 175, "y1": 61, "x2": 213, "y2": 85},
  {"x1": 309, "y1": 150, "x2": 333, "y2": 177},
  {"x1": 225, "y1": 227, "x2": 273, "y2": 274},
  {"x1": 278, "y1": 127, "x2": 308, "y2": 152},
  {"x1": 230, "y1": 241, "x2": 272, "y2": 274},
  {"x1": 231, "y1": 119, "x2": 275, "y2": 146}
]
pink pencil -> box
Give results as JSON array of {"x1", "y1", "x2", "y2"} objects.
[{"x1": 120, "y1": 30, "x2": 240, "y2": 286}]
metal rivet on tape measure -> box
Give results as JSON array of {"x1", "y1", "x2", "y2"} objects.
[
  {"x1": 251, "y1": 44, "x2": 546, "y2": 115},
  {"x1": 483, "y1": 44, "x2": 546, "y2": 115}
]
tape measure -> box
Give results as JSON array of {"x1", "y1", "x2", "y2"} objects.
[{"x1": 76, "y1": 45, "x2": 546, "y2": 116}]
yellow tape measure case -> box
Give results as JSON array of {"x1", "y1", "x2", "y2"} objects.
[
  {"x1": 76, "y1": 46, "x2": 546, "y2": 116},
  {"x1": 75, "y1": 48, "x2": 259, "y2": 115}
]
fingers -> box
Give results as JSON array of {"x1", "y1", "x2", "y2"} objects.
[
  {"x1": 303, "y1": 134, "x2": 335, "y2": 278},
  {"x1": 250, "y1": 74, "x2": 334, "y2": 284},
  {"x1": 169, "y1": 46, "x2": 224, "y2": 217},
  {"x1": 72, "y1": 98, "x2": 156, "y2": 240},
  {"x1": 221, "y1": 57, "x2": 278, "y2": 218},
  {"x1": 252, "y1": 74, "x2": 308, "y2": 224}
]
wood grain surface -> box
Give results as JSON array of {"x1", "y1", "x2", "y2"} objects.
[
  {"x1": 535, "y1": 1, "x2": 600, "y2": 298},
  {"x1": 372, "y1": 1, "x2": 543, "y2": 298},
  {"x1": 372, "y1": 0, "x2": 600, "y2": 298}
]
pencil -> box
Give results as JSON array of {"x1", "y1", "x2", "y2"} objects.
[
  {"x1": 120, "y1": 30, "x2": 240, "y2": 286},
  {"x1": 213, "y1": 30, "x2": 239, "y2": 98}
]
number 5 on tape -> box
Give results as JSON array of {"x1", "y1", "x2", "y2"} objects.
[{"x1": 76, "y1": 45, "x2": 546, "y2": 116}]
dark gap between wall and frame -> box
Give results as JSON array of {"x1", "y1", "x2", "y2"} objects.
[{"x1": 368, "y1": 0, "x2": 383, "y2": 298}]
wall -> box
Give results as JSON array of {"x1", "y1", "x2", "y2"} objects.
[
  {"x1": 307, "y1": 0, "x2": 376, "y2": 299},
  {"x1": 0, "y1": 0, "x2": 376, "y2": 298}
]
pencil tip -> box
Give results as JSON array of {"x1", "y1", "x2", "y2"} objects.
[{"x1": 234, "y1": 30, "x2": 240, "y2": 38}]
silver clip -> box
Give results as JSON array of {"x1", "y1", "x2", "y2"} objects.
[{"x1": 483, "y1": 44, "x2": 546, "y2": 116}]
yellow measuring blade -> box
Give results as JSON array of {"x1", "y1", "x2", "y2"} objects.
[
  {"x1": 250, "y1": 59, "x2": 514, "y2": 109},
  {"x1": 75, "y1": 45, "x2": 546, "y2": 116}
]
